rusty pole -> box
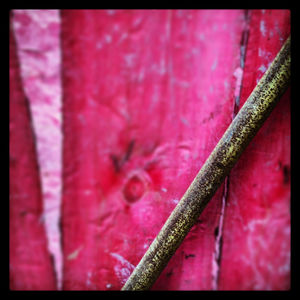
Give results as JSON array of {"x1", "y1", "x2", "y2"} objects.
[{"x1": 122, "y1": 36, "x2": 291, "y2": 291}]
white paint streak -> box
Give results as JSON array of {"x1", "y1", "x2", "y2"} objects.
[
  {"x1": 83, "y1": 189, "x2": 92, "y2": 195},
  {"x1": 119, "y1": 32, "x2": 128, "y2": 43},
  {"x1": 107, "y1": 10, "x2": 115, "y2": 16},
  {"x1": 86, "y1": 271, "x2": 92, "y2": 286},
  {"x1": 172, "y1": 199, "x2": 179, "y2": 205},
  {"x1": 105, "y1": 34, "x2": 112, "y2": 43},
  {"x1": 211, "y1": 58, "x2": 218, "y2": 71},
  {"x1": 67, "y1": 246, "x2": 83, "y2": 260},
  {"x1": 113, "y1": 24, "x2": 120, "y2": 32},
  {"x1": 124, "y1": 53, "x2": 135, "y2": 68},
  {"x1": 180, "y1": 117, "x2": 189, "y2": 126},
  {"x1": 260, "y1": 20, "x2": 266, "y2": 36},
  {"x1": 110, "y1": 253, "x2": 135, "y2": 285},
  {"x1": 258, "y1": 64, "x2": 267, "y2": 73},
  {"x1": 233, "y1": 67, "x2": 244, "y2": 98},
  {"x1": 198, "y1": 33, "x2": 205, "y2": 41}
]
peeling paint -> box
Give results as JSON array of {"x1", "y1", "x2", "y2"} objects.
[
  {"x1": 67, "y1": 246, "x2": 83, "y2": 260},
  {"x1": 111, "y1": 253, "x2": 135, "y2": 285},
  {"x1": 258, "y1": 64, "x2": 267, "y2": 73},
  {"x1": 211, "y1": 58, "x2": 218, "y2": 71},
  {"x1": 260, "y1": 20, "x2": 266, "y2": 36}
]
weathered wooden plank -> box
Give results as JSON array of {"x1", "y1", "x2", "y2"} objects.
[
  {"x1": 218, "y1": 9, "x2": 290, "y2": 290},
  {"x1": 12, "y1": 9, "x2": 63, "y2": 289},
  {"x1": 9, "y1": 12, "x2": 56, "y2": 290},
  {"x1": 60, "y1": 9, "x2": 245, "y2": 290}
]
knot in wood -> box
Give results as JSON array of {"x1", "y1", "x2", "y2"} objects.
[{"x1": 123, "y1": 175, "x2": 145, "y2": 203}]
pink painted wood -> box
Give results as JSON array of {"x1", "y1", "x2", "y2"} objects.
[
  {"x1": 218, "y1": 9, "x2": 290, "y2": 290},
  {"x1": 12, "y1": 10, "x2": 63, "y2": 288},
  {"x1": 10, "y1": 9, "x2": 290, "y2": 290},
  {"x1": 60, "y1": 9, "x2": 245, "y2": 290},
  {"x1": 9, "y1": 13, "x2": 56, "y2": 290}
]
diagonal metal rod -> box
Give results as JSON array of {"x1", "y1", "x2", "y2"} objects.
[{"x1": 122, "y1": 36, "x2": 291, "y2": 291}]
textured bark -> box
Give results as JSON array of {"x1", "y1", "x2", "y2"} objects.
[{"x1": 9, "y1": 12, "x2": 56, "y2": 290}]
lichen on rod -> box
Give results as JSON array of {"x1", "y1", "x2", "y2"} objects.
[{"x1": 122, "y1": 36, "x2": 291, "y2": 291}]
